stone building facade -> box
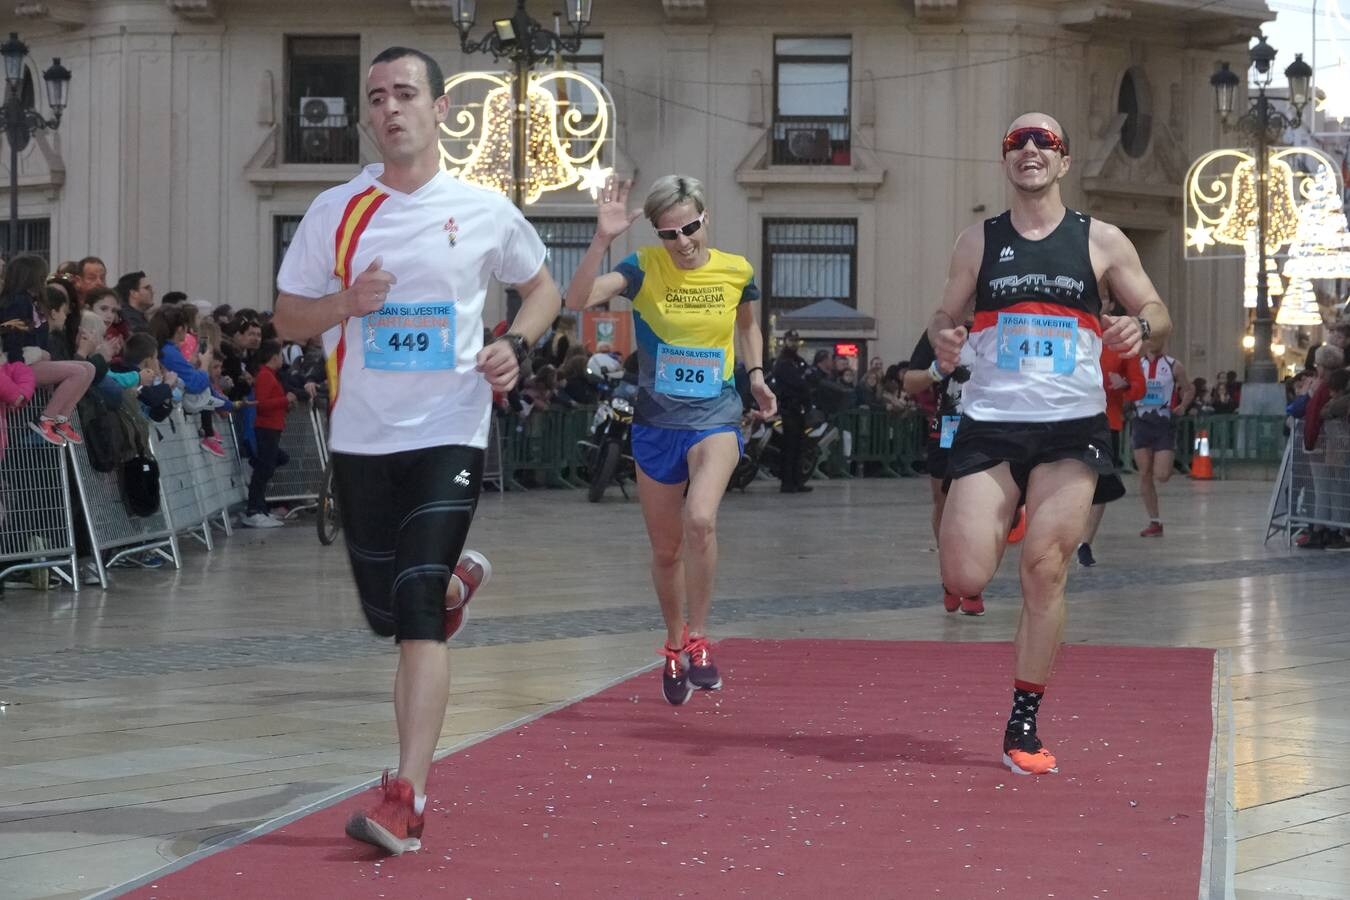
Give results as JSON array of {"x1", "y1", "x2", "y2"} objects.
[{"x1": 0, "y1": 0, "x2": 1267, "y2": 372}]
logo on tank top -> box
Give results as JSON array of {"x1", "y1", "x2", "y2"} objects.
[
  {"x1": 443, "y1": 216, "x2": 459, "y2": 248},
  {"x1": 998, "y1": 245, "x2": 1015, "y2": 263}
]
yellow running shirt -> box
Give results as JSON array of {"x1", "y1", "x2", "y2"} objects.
[{"x1": 615, "y1": 246, "x2": 758, "y2": 429}]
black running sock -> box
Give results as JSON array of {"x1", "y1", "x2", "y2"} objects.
[{"x1": 1005, "y1": 679, "x2": 1046, "y2": 745}]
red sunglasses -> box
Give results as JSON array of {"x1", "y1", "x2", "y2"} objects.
[{"x1": 1002, "y1": 126, "x2": 1066, "y2": 156}]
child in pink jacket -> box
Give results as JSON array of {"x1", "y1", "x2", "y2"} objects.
[{"x1": 0, "y1": 359, "x2": 37, "y2": 458}]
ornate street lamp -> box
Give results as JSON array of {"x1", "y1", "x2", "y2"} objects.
[
  {"x1": 1210, "y1": 35, "x2": 1312, "y2": 385},
  {"x1": 1, "y1": 32, "x2": 71, "y2": 260},
  {"x1": 453, "y1": 0, "x2": 593, "y2": 208}
]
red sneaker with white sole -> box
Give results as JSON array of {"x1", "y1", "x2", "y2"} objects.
[
  {"x1": 445, "y1": 549, "x2": 491, "y2": 640},
  {"x1": 344, "y1": 770, "x2": 424, "y2": 855}
]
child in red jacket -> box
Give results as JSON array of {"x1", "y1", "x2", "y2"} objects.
[{"x1": 243, "y1": 340, "x2": 293, "y2": 528}]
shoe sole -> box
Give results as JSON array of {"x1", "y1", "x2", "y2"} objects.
[
  {"x1": 689, "y1": 674, "x2": 722, "y2": 690},
  {"x1": 1001, "y1": 752, "x2": 1059, "y2": 776},
  {"x1": 447, "y1": 550, "x2": 492, "y2": 640},
  {"x1": 345, "y1": 814, "x2": 421, "y2": 855},
  {"x1": 961, "y1": 609, "x2": 985, "y2": 616}
]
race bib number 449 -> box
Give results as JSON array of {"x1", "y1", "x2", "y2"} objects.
[
  {"x1": 995, "y1": 312, "x2": 1078, "y2": 375},
  {"x1": 363, "y1": 302, "x2": 457, "y2": 372},
  {"x1": 655, "y1": 343, "x2": 724, "y2": 399}
]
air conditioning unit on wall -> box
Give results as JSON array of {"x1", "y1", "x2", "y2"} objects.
[
  {"x1": 296, "y1": 97, "x2": 348, "y2": 162},
  {"x1": 299, "y1": 96, "x2": 347, "y2": 126}
]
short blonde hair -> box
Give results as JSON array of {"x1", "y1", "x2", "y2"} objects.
[
  {"x1": 1315, "y1": 344, "x2": 1344, "y2": 369},
  {"x1": 644, "y1": 174, "x2": 706, "y2": 225}
]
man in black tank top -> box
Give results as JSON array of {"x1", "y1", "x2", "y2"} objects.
[{"x1": 924, "y1": 112, "x2": 1173, "y2": 777}]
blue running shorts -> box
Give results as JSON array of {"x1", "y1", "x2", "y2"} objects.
[{"x1": 631, "y1": 423, "x2": 743, "y2": 485}]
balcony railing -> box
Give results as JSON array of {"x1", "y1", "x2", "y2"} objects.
[
  {"x1": 283, "y1": 111, "x2": 359, "y2": 165},
  {"x1": 771, "y1": 117, "x2": 851, "y2": 166}
]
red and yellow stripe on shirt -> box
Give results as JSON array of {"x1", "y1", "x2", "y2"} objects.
[{"x1": 326, "y1": 186, "x2": 389, "y2": 409}]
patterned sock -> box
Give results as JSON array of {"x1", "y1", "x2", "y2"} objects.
[{"x1": 1006, "y1": 679, "x2": 1046, "y2": 739}]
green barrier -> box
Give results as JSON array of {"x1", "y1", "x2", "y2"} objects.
[
  {"x1": 1125, "y1": 413, "x2": 1286, "y2": 479},
  {"x1": 827, "y1": 408, "x2": 926, "y2": 478},
  {"x1": 497, "y1": 407, "x2": 594, "y2": 490}
]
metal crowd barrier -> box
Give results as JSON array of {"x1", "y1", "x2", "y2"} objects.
[
  {"x1": 826, "y1": 408, "x2": 926, "y2": 478},
  {"x1": 496, "y1": 406, "x2": 593, "y2": 490},
  {"x1": 148, "y1": 409, "x2": 248, "y2": 548},
  {"x1": 68, "y1": 405, "x2": 179, "y2": 588},
  {"x1": 263, "y1": 401, "x2": 328, "y2": 509},
  {"x1": 0, "y1": 391, "x2": 79, "y2": 592},
  {"x1": 1271, "y1": 419, "x2": 1350, "y2": 545},
  {"x1": 1115, "y1": 413, "x2": 1286, "y2": 479}
]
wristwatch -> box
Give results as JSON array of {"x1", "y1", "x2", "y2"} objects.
[
  {"x1": 498, "y1": 332, "x2": 530, "y2": 367},
  {"x1": 1136, "y1": 316, "x2": 1152, "y2": 342}
]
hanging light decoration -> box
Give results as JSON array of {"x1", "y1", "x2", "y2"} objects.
[
  {"x1": 437, "y1": 68, "x2": 615, "y2": 206},
  {"x1": 1184, "y1": 146, "x2": 1335, "y2": 259}
]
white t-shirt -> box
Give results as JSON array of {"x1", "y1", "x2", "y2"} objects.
[{"x1": 276, "y1": 165, "x2": 547, "y2": 455}]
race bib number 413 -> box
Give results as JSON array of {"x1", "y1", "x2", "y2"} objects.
[
  {"x1": 363, "y1": 302, "x2": 457, "y2": 372},
  {"x1": 655, "y1": 343, "x2": 724, "y2": 399},
  {"x1": 995, "y1": 312, "x2": 1078, "y2": 375}
]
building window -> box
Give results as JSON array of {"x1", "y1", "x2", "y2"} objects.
[
  {"x1": 285, "y1": 36, "x2": 361, "y2": 165},
  {"x1": 1118, "y1": 67, "x2": 1152, "y2": 159},
  {"x1": 528, "y1": 216, "x2": 606, "y2": 294},
  {"x1": 274, "y1": 215, "x2": 303, "y2": 277},
  {"x1": 0, "y1": 217, "x2": 51, "y2": 261},
  {"x1": 773, "y1": 37, "x2": 851, "y2": 166},
  {"x1": 762, "y1": 218, "x2": 857, "y2": 313}
]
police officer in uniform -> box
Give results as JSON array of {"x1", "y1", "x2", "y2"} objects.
[{"x1": 772, "y1": 329, "x2": 813, "y2": 493}]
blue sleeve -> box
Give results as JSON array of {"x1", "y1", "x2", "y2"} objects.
[
  {"x1": 740, "y1": 276, "x2": 760, "y2": 304},
  {"x1": 160, "y1": 342, "x2": 209, "y2": 393},
  {"x1": 614, "y1": 253, "x2": 644, "y2": 301},
  {"x1": 1287, "y1": 394, "x2": 1309, "y2": 418}
]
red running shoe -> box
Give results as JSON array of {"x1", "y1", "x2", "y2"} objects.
[
  {"x1": 445, "y1": 550, "x2": 492, "y2": 640},
  {"x1": 1007, "y1": 505, "x2": 1027, "y2": 544},
  {"x1": 942, "y1": 586, "x2": 961, "y2": 613},
  {"x1": 960, "y1": 594, "x2": 985, "y2": 616},
  {"x1": 53, "y1": 420, "x2": 83, "y2": 445},
  {"x1": 345, "y1": 770, "x2": 424, "y2": 855},
  {"x1": 1140, "y1": 521, "x2": 1164, "y2": 538},
  {"x1": 28, "y1": 419, "x2": 65, "y2": 446}
]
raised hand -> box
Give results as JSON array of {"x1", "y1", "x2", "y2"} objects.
[
  {"x1": 934, "y1": 325, "x2": 968, "y2": 373},
  {"x1": 596, "y1": 176, "x2": 642, "y2": 242},
  {"x1": 345, "y1": 256, "x2": 397, "y2": 317}
]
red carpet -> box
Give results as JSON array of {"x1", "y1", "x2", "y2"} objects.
[{"x1": 127, "y1": 641, "x2": 1216, "y2": 898}]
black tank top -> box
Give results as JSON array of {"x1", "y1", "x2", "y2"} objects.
[
  {"x1": 963, "y1": 208, "x2": 1107, "y2": 422},
  {"x1": 975, "y1": 209, "x2": 1101, "y2": 316}
]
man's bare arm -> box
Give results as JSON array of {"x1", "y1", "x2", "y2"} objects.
[
  {"x1": 1093, "y1": 222, "x2": 1171, "y2": 342},
  {"x1": 926, "y1": 225, "x2": 981, "y2": 348},
  {"x1": 508, "y1": 264, "x2": 563, "y2": 344}
]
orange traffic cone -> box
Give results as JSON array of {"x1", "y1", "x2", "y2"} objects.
[{"x1": 1190, "y1": 429, "x2": 1213, "y2": 480}]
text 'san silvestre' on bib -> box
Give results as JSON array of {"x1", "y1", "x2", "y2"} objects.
[
  {"x1": 655, "y1": 343, "x2": 724, "y2": 398},
  {"x1": 363, "y1": 302, "x2": 457, "y2": 372}
]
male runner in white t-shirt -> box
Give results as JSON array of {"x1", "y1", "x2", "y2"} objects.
[{"x1": 274, "y1": 46, "x2": 561, "y2": 856}]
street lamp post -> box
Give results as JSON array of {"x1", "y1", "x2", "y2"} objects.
[
  {"x1": 0, "y1": 32, "x2": 71, "y2": 261},
  {"x1": 1210, "y1": 35, "x2": 1312, "y2": 385},
  {"x1": 452, "y1": 0, "x2": 593, "y2": 210}
]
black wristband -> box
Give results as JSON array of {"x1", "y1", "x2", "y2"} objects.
[
  {"x1": 746, "y1": 366, "x2": 765, "y2": 378},
  {"x1": 499, "y1": 332, "x2": 529, "y2": 367}
]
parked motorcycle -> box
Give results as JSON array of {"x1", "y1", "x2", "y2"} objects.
[
  {"x1": 727, "y1": 407, "x2": 839, "y2": 491},
  {"x1": 577, "y1": 354, "x2": 636, "y2": 502}
]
